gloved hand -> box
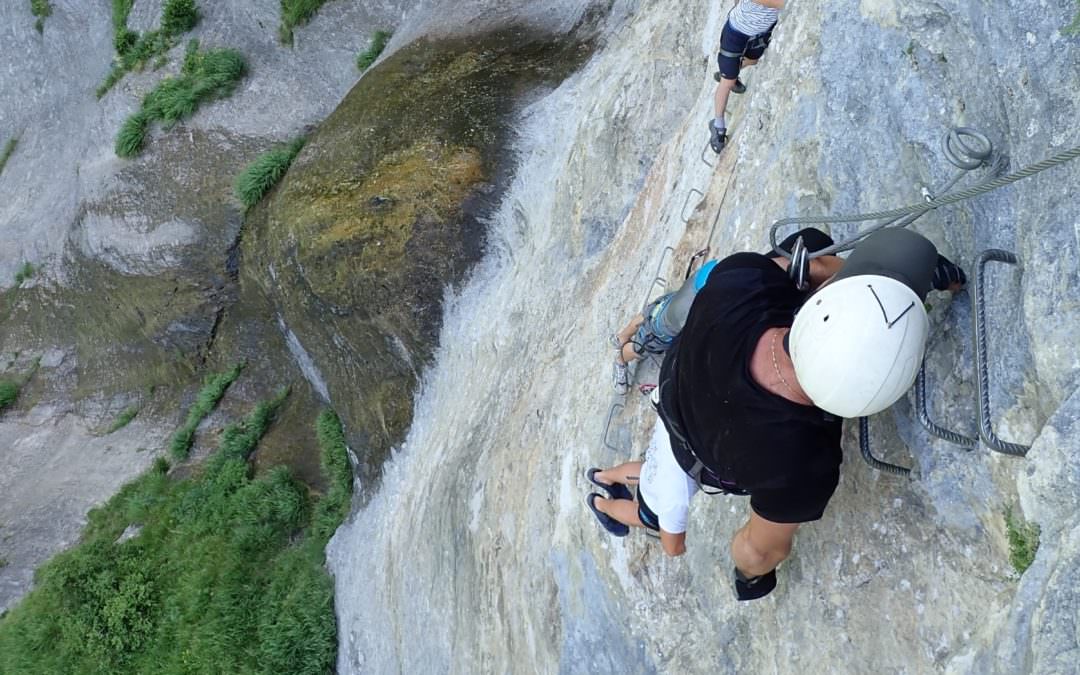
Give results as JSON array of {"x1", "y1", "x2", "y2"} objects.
[
  {"x1": 734, "y1": 567, "x2": 777, "y2": 601},
  {"x1": 932, "y1": 254, "x2": 967, "y2": 292}
]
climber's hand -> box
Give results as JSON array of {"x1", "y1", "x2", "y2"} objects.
[{"x1": 932, "y1": 254, "x2": 967, "y2": 292}]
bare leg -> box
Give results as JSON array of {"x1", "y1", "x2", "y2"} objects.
[
  {"x1": 615, "y1": 314, "x2": 644, "y2": 366},
  {"x1": 593, "y1": 495, "x2": 646, "y2": 529},
  {"x1": 713, "y1": 76, "x2": 738, "y2": 126},
  {"x1": 593, "y1": 461, "x2": 642, "y2": 487}
]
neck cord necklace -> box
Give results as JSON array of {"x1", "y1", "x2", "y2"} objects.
[{"x1": 771, "y1": 329, "x2": 802, "y2": 401}]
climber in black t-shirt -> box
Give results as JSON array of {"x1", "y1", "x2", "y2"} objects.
[{"x1": 655, "y1": 227, "x2": 966, "y2": 601}]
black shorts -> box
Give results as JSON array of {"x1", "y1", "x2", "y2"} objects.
[
  {"x1": 717, "y1": 19, "x2": 775, "y2": 80},
  {"x1": 635, "y1": 487, "x2": 661, "y2": 532}
]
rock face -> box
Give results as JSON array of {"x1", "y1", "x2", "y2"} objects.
[
  {"x1": 243, "y1": 28, "x2": 594, "y2": 484},
  {"x1": 328, "y1": 0, "x2": 1080, "y2": 673}
]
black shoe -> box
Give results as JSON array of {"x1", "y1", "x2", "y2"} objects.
[
  {"x1": 709, "y1": 122, "x2": 728, "y2": 154},
  {"x1": 713, "y1": 72, "x2": 747, "y2": 94},
  {"x1": 586, "y1": 494, "x2": 629, "y2": 537},
  {"x1": 586, "y1": 468, "x2": 633, "y2": 501},
  {"x1": 734, "y1": 567, "x2": 777, "y2": 601}
]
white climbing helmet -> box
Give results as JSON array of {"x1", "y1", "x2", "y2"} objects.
[{"x1": 789, "y1": 275, "x2": 928, "y2": 418}]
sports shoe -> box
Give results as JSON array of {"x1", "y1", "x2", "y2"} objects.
[
  {"x1": 712, "y1": 72, "x2": 747, "y2": 93},
  {"x1": 613, "y1": 359, "x2": 629, "y2": 395},
  {"x1": 586, "y1": 494, "x2": 629, "y2": 537},
  {"x1": 709, "y1": 121, "x2": 728, "y2": 154}
]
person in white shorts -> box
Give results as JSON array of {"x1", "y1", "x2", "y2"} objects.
[{"x1": 585, "y1": 418, "x2": 699, "y2": 556}]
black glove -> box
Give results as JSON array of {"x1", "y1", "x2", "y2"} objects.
[
  {"x1": 932, "y1": 254, "x2": 967, "y2": 291},
  {"x1": 734, "y1": 567, "x2": 777, "y2": 601}
]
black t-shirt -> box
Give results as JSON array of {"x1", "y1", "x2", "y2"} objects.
[{"x1": 667, "y1": 252, "x2": 843, "y2": 523}]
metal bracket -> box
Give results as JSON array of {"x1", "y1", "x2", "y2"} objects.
[
  {"x1": 915, "y1": 364, "x2": 977, "y2": 449},
  {"x1": 700, "y1": 140, "x2": 715, "y2": 168},
  {"x1": 859, "y1": 417, "x2": 912, "y2": 477},
  {"x1": 602, "y1": 402, "x2": 627, "y2": 454},
  {"x1": 681, "y1": 188, "x2": 705, "y2": 223},
  {"x1": 973, "y1": 249, "x2": 1030, "y2": 456}
]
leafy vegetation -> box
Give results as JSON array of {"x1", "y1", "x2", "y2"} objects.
[
  {"x1": 97, "y1": 0, "x2": 201, "y2": 98},
  {"x1": 0, "y1": 380, "x2": 18, "y2": 411},
  {"x1": 13, "y1": 262, "x2": 34, "y2": 286},
  {"x1": 357, "y1": 30, "x2": 392, "y2": 71},
  {"x1": 115, "y1": 40, "x2": 247, "y2": 157},
  {"x1": 168, "y1": 361, "x2": 244, "y2": 460},
  {"x1": 0, "y1": 389, "x2": 350, "y2": 673},
  {"x1": 234, "y1": 137, "x2": 306, "y2": 209},
  {"x1": 312, "y1": 409, "x2": 353, "y2": 541},
  {"x1": 30, "y1": 0, "x2": 52, "y2": 33},
  {"x1": 278, "y1": 0, "x2": 330, "y2": 45},
  {"x1": 0, "y1": 137, "x2": 17, "y2": 175},
  {"x1": 1005, "y1": 507, "x2": 1041, "y2": 574},
  {"x1": 107, "y1": 405, "x2": 140, "y2": 434},
  {"x1": 1067, "y1": 2, "x2": 1080, "y2": 35}
]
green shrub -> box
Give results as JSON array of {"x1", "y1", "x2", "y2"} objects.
[
  {"x1": 161, "y1": 0, "x2": 198, "y2": 35},
  {"x1": 13, "y1": 262, "x2": 34, "y2": 286},
  {"x1": 30, "y1": 0, "x2": 51, "y2": 32},
  {"x1": 1067, "y1": 2, "x2": 1080, "y2": 34},
  {"x1": 1005, "y1": 507, "x2": 1040, "y2": 574},
  {"x1": 115, "y1": 111, "x2": 149, "y2": 157},
  {"x1": 312, "y1": 409, "x2": 353, "y2": 543},
  {"x1": 116, "y1": 42, "x2": 246, "y2": 157},
  {"x1": 278, "y1": 0, "x2": 330, "y2": 44},
  {"x1": 0, "y1": 137, "x2": 16, "y2": 175},
  {"x1": 0, "y1": 380, "x2": 18, "y2": 410},
  {"x1": 107, "y1": 406, "x2": 140, "y2": 434},
  {"x1": 169, "y1": 362, "x2": 244, "y2": 460},
  {"x1": 357, "y1": 30, "x2": 392, "y2": 71},
  {"x1": 0, "y1": 390, "x2": 348, "y2": 674},
  {"x1": 98, "y1": 0, "x2": 201, "y2": 97},
  {"x1": 234, "y1": 137, "x2": 306, "y2": 209}
]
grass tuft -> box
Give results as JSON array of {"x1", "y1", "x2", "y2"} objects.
[
  {"x1": 30, "y1": 0, "x2": 52, "y2": 32},
  {"x1": 98, "y1": 0, "x2": 200, "y2": 97},
  {"x1": 116, "y1": 41, "x2": 246, "y2": 157},
  {"x1": 234, "y1": 137, "x2": 306, "y2": 210},
  {"x1": 0, "y1": 380, "x2": 18, "y2": 410},
  {"x1": 14, "y1": 262, "x2": 34, "y2": 286},
  {"x1": 1005, "y1": 507, "x2": 1041, "y2": 574},
  {"x1": 161, "y1": 0, "x2": 198, "y2": 35},
  {"x1": 0, "y1": 137, "x2": 17, "y2": 175},
  {"x1": 278, "y1": 0, "x2": 330, "y2": 45},
  {"x1": 356, "y1": 30, "x2": 392, "y2": 71},
  {"x1": 311, "y1": 409, "x2": 353, "y2": 543},
  {"x1": 107, "y1": 406, "x2": 140, "y2": 434},
  {"x1": 169, "y1": 362, "x2": 244, "y2": 461}
]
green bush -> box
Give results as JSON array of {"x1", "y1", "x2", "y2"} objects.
[
  {"x1": 13, "y1": 262, "x2": 34, "y2": 286},
  {"x1": 0, "y1": 389, "x2": 348, "y2": 674},
  {"x1": 1005, "y1": 507, "x2": 1041, "y2": 574},
  {"x1": 0, "y1": 380, "x2": 18, "y2": 410},
  {"x1": 1068, "y1": 2, "x2": 1080, "y2": 34},
  {"x1": 357, "y1": 30, "x2": 392, "y2": 71},
  {"x1": 234, "y1": 137, "x2": 306, "y2": 209},
  {"x1": 116, "y1": 42, "x2": 246, "y2": 157},
  {"x1": 0, "y1": 137, "x2": 16, "y2": 175},
  {"x1": 30, "y1": 0, "x2": 52, "y2": 32},
  {"x1": 107, "y1": 406, "x2": 140, "y2": 434},
  {"x1": 98, "y1": 0, "x2": 201, "y2": 97},
  {"x1": 169, "y1": 362, "x2": 244, "y2": 460},
  {"x1": 161, "y1": 0, "x2": 198, "y2": 35},
  {"x1": 312, "y1": 409, "x2": 353, "y2": 543},
  {"x1": 279, "y1": 0, "x2": 330, "y2": 44}
]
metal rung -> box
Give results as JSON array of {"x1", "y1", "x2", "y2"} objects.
[
  {"x1": 859, "y1": 417, "x2": 912, "y2": 477},
  {"x1": 603, "y1": 402, "x2": 627, "y2": 453},
  {"x1": 973, "y1": 249, "x2": 1030, "y2": 456},
  {"x1": 681, "y1": 188, "x2": 705, "y2": 223},
  {"x1": 701, "y1": 140, "x2": 715, "y2": 168},
  {"x1": 915, "y1": 364, "x2": 977, "y2": 449},
  {"x1": 642, "y1": 246, "x2": 676, "y2": 310}
]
